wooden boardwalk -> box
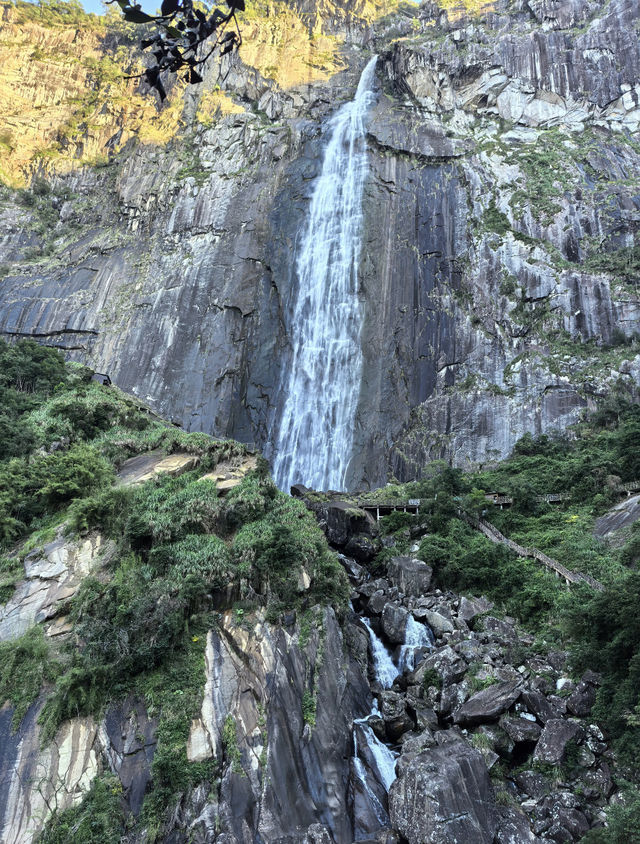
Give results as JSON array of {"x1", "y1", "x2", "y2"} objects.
[
  {"x1": 462, "y1": 513, "x2": 604, "y2": 591},
  {"x1": 485, "y1": 480, "x2": 640, "y2": 509},
  {"x1": 354, "y1": 479, "x2": 640, "y2": 517},
  {"x1": 304, "y1": 481, "x2": 640, "y2": 593}
]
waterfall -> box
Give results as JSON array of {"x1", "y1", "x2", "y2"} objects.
[
  {"x1": 355, "y1": 705, "x2": 397, "y2": 792},
  {"x1": 352, "y1": 707, "x2": 397, "y2": 827},
  {"x1": 398, "y1": 615, "x2": 435, "y2": 673},
  {"x1": 272, "y1": 56, "x2": 378, "y2": 492},
  {"x1": 362, "y1": 617, "x2": 399, "y2": 689}
]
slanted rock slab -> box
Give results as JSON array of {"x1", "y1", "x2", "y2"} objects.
[
  {"x1": 453, "y1": 680, "x2": 522, "y2": 727},
  {"x1": 412, "y1": 646, "x2": 467, "y2": 687},
  {"x1": 566, "y1": 677, "x2": 597, "y2": 717},
  {"x1": 521, "y1": 689, "x2": 561, "y2": 725},
  {"x1": 389, "y1": 737, "x2": 497, "y2": 844},
  {"x1": 387, "y1": 556, "x2": 432, "y2": 598},
  {"x1": 423, "y1": 609, "x2": 454, "y2": 636},
  {"x1": 381, "y1": 602, "x2": 409, "y2": 644},
  {"x1": 533, "y1": 719, "x2": 584, "y2": 765},
  {"x1": 118, "y1": 450, "x2": 199, "y2": 485},
  {"x1": 459, "y1": 595, "x2": 494, "y2": 623},
  {"x1": 499, "y1": 714, "x2": 542, "y2": 744}
]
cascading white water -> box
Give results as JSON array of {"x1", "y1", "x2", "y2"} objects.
[
  {"x1": 352, "y1": 711, "x2": 397, "y2": 824},
  {"x1": 272, "y1": 57, "x2": 378, "y2": 492},
  {"x1": 398, "y1": 615, "x2": 435, "y2": 673},
  {"x1": 355, "y1": 704, "x2": 397, "y2": 792},
  {"x1": 362, "y1": 617, "x2": 399, "y2": 689}
]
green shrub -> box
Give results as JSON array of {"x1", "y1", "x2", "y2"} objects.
[
  {"x1": 232, "y1": 494, "x2": 349, "y2": 609},
  {"x1": 565, "y1": 573, "x2": 640, "y2": 775},
  {"x1": 0, "y1": 626, "x2": 60, "y2": 728},
  {"x1": 0, "y1": 554, "x2": 24, "y2": 603},
  {"x1": 0, "y1": 339, "x2": 68, "y2": 461},
  {"x1": 379, "y1": 510, "x2": 416, "y2": 535},
  {"x1": 418, "y1": 519, "x2": 559, "y2": 628},
  {"x1": 142, "y1": 634, "x2": 217, "y2": 827},
  {"x1": 221, "y1": 714, "x2": 243, "y2": 773},
  {"x1": 583, "y1": 785, "x2": 640, "y2": 843},
  {"x1": 40, "y1": 557, "x2": 208, "y2": 738},
  {"x1": 0, "y1": 444, "x2": 114, "y2": 542},
  {"x1": 38, "y1": 773, "x2": 125, "y2": 844},
  {"x1": 222, "y1": 473, "x2": 278, "y2": 529},
  {"x1": 302, "y1": 689, "x2": 316, "y2": 726},
  {"x1": 0, "y1": 338, "x2": 67, "y2": 395},
  {"x1": 126, "y1": 475, "x2": 222, "y2": 547},
  {"x1": 422, "y1": 668, "x2": 442, "y2": 691},
  {"x1": 151, "y1": 534, "x2": 231, "y2": 586},
  {"x1": 67, "y1": 485, "x2": 132, "y2": 535}
]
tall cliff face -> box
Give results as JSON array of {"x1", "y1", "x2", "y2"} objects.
[{"x1": 0, "y1": 0, "x2": 639, "y2": 488}]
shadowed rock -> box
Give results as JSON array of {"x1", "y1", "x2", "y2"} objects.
[
  {"x1": 381, "y1": 603, "x2": 409, "y2": 644},
  {"x1": 386, "y1": 557, "x2": 432, "y2": 598},
  {"x1": 453, "y1": 681, "x2": 522, "y2": 727},
  {"x1": 534, "y1": 719, "x2": 584, "y2": 764},
  {"x1": 388, "y1": 736, "x2": 498, "y2": 844}
]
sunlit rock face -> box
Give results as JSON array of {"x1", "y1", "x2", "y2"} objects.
[{"x1": 0, "y1": 0, "x2": 639, "y2": 489}]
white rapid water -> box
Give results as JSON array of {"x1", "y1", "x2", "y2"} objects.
[
  {"x1": 272, "y1": 56, "x2": 378, "y2": 492},
  {"x1": 362, "y1": 617, "x2": 399, "y2": 689},
  {"x1": 398, "y1": 615, "x2": 435, "y2": 673},
  {"x1": 353, "y1": 705, "x2": 397, "y2": 825},
  {"x1": 355, "y1": 704, "x2": 397, "y2": 791}
]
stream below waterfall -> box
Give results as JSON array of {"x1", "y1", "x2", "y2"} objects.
[
  {"x1": 351, "y1": 604, "x2": 435, "y2": 838},
  {"x1": 272, "y1": 57, "x2": 378, "y2": 493}
]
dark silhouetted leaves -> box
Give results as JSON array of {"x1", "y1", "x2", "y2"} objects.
[
  {"x1": 122, "y1": 6, "x2": 154, "y2": 23},
  {"x1": 108, "y1": 0, "x2": 242, "y2": 99}
]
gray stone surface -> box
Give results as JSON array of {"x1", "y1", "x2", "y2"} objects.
[
  {"x1": 453, "y1": 681, "x2": 522, "y2": 727},
  {"x1": 534, "y1": 720, "x2": 585, "y2": 764},
  {"x1": 459, "y1": 595, "x2": 494, "y2": 623},
  {"x1": 412, "y1": 646, "x2": 468, "y2": 687},
  {"x1": 388, "y1": 737, "x2": 498, "y2": 844},
  {"x1": 594, "y1": 493, "x2": 640, "y2": 542},
  {"x1": 386, "y1": 556, "x2": 432, "y2": 598},
  {"x1": 566, "y1": 679, "x2": 597, "y2": 718},
  {"x1": 522, "y1": 689, "x2": 562, "y2": 724},
  {"x1": 495, "y1": 807, "x2": 544, "y2": 843},
  {"x1": 500, "y1": 714, "x2": 543, "y2": 744},
  {"x1": 381, "y1": 602, "x2": 409, "y2": 644},
  {"x1": 0, "y1": 531, "x2": 113, "y2": 642}
]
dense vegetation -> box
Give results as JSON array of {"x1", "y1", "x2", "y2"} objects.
[{"x1": 0, "y1": 339, "x2": 348, "y2": 838}]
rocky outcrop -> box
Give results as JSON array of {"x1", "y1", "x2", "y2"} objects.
[
  {"x1": 0, "y1": 604, "x2": 373, "y2": 843},
  {"x1": 453, "y1": 680, "x2": 522, "y2": 727},
  {"x1": 116, "y1": 450, "x2": 200, "y2": 486},
  {"x1": 312, "y1": 501, "x2": 381, "y2": 561},
  {"x1": 387, "y1": 556, "x2": 432, "y2": 598},
  {"x1": 389, "y1": 735, "x2": 498, "y2": 844},
  {"x1": 594, "y1": 492, "x2": 640, "y2": 543},
  {"x1": 186, "y1": 608, "x2": 371, "y2": 843},
  {"x1": 0, "y1": 529, "x2": 114, "y2": 641},
  {"x1": 0, "y1": 699, "x2": 99, "y2": 844}
]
